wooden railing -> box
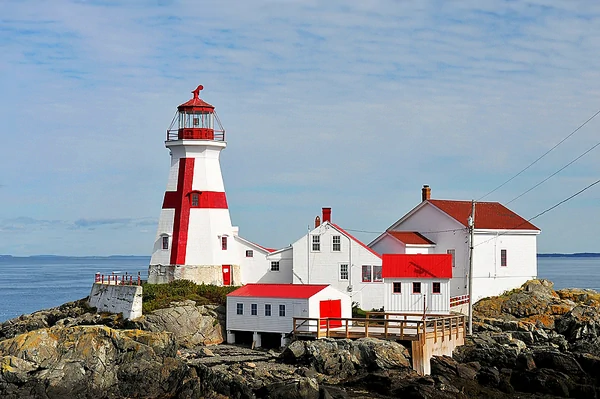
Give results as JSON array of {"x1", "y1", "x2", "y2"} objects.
[
  {"x1": 292, "y1": 313, "x2": 466, "y2": 342},
  {"x1": 450, "y1": 294, "x2": 470, "y2": 307}
]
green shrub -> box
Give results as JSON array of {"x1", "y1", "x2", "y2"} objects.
[{"x1": 142, "y1": 280, "x2": 238, "y2": 313}]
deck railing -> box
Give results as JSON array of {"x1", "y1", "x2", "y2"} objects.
[
  {"x1": 292, "y1": 313, "x2": 466, "y2": 342},
  {"x1": 450, "y1": 294, "x2": 470, "y2": 307},
  {"x1": 166, "y1": 129, "x2": 225, "y2": 142},
  {"x1": 94, "y1": 272, "x2": 142, "y2": 286}
]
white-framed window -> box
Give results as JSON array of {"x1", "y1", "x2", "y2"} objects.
[
  {"x1": 271, "y1": 261, "x2": 280, "y2": 272},
  {"x1": 251, "y1": 303, "x2": 257, "y2": 316},
  {"x1": 236, "y1": 303, "x2": 243, "y2": 315},
  {"x1": 372, "y1": 265, "x2": 383, "y2": 282},
  {"x1": 432, "y1": 282, "x2": 441, "y2": 294},
  {"x1": 447, "y1": 249, "x2": 455, "y2": 267},
  {"x1": 245, "y1": 250, "x2": 253, "y2": 257},
  {"x1": 362, "y1": 265, "x2": 372, "y2": 282},
  {"x1": 332, "y1": 235, "x2": 341, "y2": 251},
  {"x1": 412, "y1": 282, "x2": 421, "y2": 294},
  {"x1": 312, "y1": 235, "x2": 320, "y2": 251},
  {"x1": 161, "y1": 236, "x2": 169, "y2": 250},
  {"x1": 279, "y1": 304, "x2": 286, "y2": 317},
  {"x1": 339, "y1": 264, "x2": 349, "y2": 280},
  {"x1": 265, "y1": 304, "x2": 272, "y2": 316},
  {"x1": 501, "y1": 249, "x2": 507, "y2": 267},
  {"x1": 393, "y1": 282, "x2": 401, "y2": 293}
]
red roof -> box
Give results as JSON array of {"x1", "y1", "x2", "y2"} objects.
[
  {"x1": 388, "y1": 231, "x2": 435, "y2": 245},
  {"x1": 331, "y1": 223, "x2": 382, "y2": 259},
  {"x1": 177, "y1": 85, "x2": 215, "y2": 112},
  {"x1": 428, "y1": 200, "x2": 540, "y2": 231},
  {"x1": 382, "y1": 254, "x2": 452, "y2": 278},
  {"x1": 227, "y1": 284, "x2": 330, "y2": 299}
]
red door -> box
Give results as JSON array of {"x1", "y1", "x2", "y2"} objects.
[
  {"x1": 222, "y1": 265, "x2": 231, "y2": 286},
  {"x1": 319, "y1": 299, "x2": 342, "y2": 328}
]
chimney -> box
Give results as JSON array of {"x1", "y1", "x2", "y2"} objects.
[
  {"x1": 315, "y1": 215, "x2": 321, "y2": 228},
  {"x1": 322, "y1": 207, "x2": 331, "y2": 223},
  {"x1": 422, "y1": 185, "x2": 431, "y2": 202}
]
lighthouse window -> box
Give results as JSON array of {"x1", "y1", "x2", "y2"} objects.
[
  {"x1": 191, "y1": 193, "x2": 199, "y2": 207},
  {"x1": 221, "y1": 236, "x2": 228, "y2": 250},
  {"x1": 193, "y1": 117, "x2": 200, "y2": 126},
  {"x1": 161, "y1": 236, "x2": 169, "y2": 250}
]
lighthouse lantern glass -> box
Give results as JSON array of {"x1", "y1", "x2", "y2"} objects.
[{"x1": 179, "y1": 111, "x2": 214, "y2": 129}]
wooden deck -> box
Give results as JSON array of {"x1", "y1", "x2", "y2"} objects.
[{"x1": 292, "y1": 312, "x2": 466, "y2": 343}]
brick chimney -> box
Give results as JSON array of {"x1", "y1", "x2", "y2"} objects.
[
  {"x1": 422, "y1": 185, "x2": 431, "y2": 202},
  {"x1": 322, "y1": 207, "x2": 331, "y2": 223},
  {"x1": 315, "y1": 215, "x2": 321, "y2": 228}
]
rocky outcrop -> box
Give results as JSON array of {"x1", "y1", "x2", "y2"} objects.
[
  {"x1": 143, "y1": 300, "x2": 225, "y2": 347},
  {"x1": 0, "y1": 325, "x2": 188, "y2": 399},
  {"x1": 281, "y1": 338, "x2": 412, "y2": 381}
]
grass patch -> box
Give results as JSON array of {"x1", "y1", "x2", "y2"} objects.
[{"x1": 142, "y1": 280, "x2": 238, "y2": 313}]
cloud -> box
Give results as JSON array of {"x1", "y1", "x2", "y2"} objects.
[{"x1": 1, "y1": 1, "x2": 600, "y2": 254}]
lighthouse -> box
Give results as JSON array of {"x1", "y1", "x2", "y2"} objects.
[{"x1": 148, "y1": 85, "x2": 240, "y2": 286}]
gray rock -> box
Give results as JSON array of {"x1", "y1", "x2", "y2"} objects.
[{"x1": 145, "y1": 303, "x2": 225, "y2": 347}]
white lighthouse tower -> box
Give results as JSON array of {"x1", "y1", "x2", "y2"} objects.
[{"x1": 148, "y1": 85, "x2": 240, "y2": 286}]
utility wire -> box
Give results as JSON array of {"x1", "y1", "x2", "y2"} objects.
[
  {"x1": 506, "y1": 138, "x2": 600, "y2": 204},
  {"x1": 475, "y1": 178, "x2": 600, "y2": 247},
  {"x1": 478, "y1": 109, "x2": 600, "y2": 201},
  {"x1": 344, "y1": 227, "x2": 466, "y2": 235}
]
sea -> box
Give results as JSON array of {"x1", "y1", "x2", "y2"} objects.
[{"x1": 0, "y1": 256, "x2": 599, "y2": 323}]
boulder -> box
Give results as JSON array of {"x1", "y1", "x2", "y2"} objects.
[
  {"x1": 0, "y1": 325, "x2": 187, "y2": 399},
  {"x1": 280, "y1": 338, "x2": 411, "y2": 380},
  {"x1": 555, "y1": 305, "x2": 600, "y2": 341},
  {"x1": 144, "y1": 301, "x2": 225, "y2": 347}
]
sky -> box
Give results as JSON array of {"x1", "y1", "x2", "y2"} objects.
[{"x1": 1, "y1": 0, "x2": 600, "y2": 256}]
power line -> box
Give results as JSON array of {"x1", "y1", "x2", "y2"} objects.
[
  {"x1": 478, "y1": 108, "x2": 600, "y2": 201},
  {"x1": 475, "y1": 178, "x2": 600, "y2": 247},
  {"x1": 506, "y1": 138, "x2": 600, "y2": 204},
  {"x1": 343, "y1": 227, "x2": 466, "y2": 235}
]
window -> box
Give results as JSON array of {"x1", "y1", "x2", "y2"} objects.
[
  {"x1": 265, "y1": 304, "x2": 272, "y2": 316},
  {"x1": 432, "y1": 282, "x2": 441, "y2": 294},
  {"x1": 362, "y1": 265, "x2": 372, "y2": 282},
  {"x1": 412, "y1": 282, "x2": 421, "y2": 294},
  {"x1": 501, "y1": 249, "x2": 507, "y2": 267},
  {"x1": 372, "y1": 265, "x2": 383, "y2": 282},
  {"x1": 332, "y1": 235, "x2": 341, "y2": 251},
  {"x1": 271, "y1": 261, "x2": 280, "y2": 272},
  {"x1": 161, "y1": 236, "x2": 169, "y2": 250},
  {"x1": 245, "y1": 250, "x2": 253, "y2": 257},
  {"x1": 312, "y1": 235, "x2": 320, "y2": 251},
  {"x1": 236, "y1": 303, "x2": 243, "y2": 315},
  {"x1": 393, "y1": 282, "x2": 401, "y2": 293},
  {"x1": 251, "y1": 303, "x2": 257, "y2": 316},
  {"x1": 279, "y1": 304, "x2": 286, "y2": 317},
  {"x1": 221, "y1": 236, "x2": 227, "y2": 250},
  {"x1": 191, "y1": 192, "x2": 199, "y2": 207},
  {"x1": 447, "y1": 249, "x2": 455, "y2": 267},
  {"x1": 339, "y1": 264, "x2": 348, "y2": 280}
]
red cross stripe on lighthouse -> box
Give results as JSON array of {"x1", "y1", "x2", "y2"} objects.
[{"x1": 162, "y1": 158, "x2": 228, "y2": 265}]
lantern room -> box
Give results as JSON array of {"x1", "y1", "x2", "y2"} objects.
[{"x1": 166, "y1": 85, "x2": 226, "y2": 141}]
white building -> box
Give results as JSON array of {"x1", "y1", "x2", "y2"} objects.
[
  {"x1": 291, "y1": 208, "x2": 384, "y2": 311},
  {"x1": 382, "y1": 254, "x2": 452, "y2": 315},
  {"x1": 370, "y1": 185, "x2": 541, "y2": 302},
  {"x1": 226, "y1": 283, "x2": 351, "y2": 347}
]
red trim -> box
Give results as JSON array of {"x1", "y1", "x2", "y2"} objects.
[
  {"x1": 161, "y1": 159, "x2": 229, "y2": 265},
  {"x1": 168, "y1": 158, "x2": 194, "y2": 265},
  {"x1": 227, "y1": 284, "x2": 330, "y2": 299},
  {"x1": 382, "y1": 254, "x2": 452, "y2": 278},
  {"x1": 330, "y1": 223, "x2": 381, "y2": 259}
]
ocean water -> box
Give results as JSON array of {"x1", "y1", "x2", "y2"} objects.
[
  {"x1": 0, "y1": 256, "x2": 149, "y2": 323},
  {"x1": 0, "y1": 256, "x2": 598, "y2": 323}
]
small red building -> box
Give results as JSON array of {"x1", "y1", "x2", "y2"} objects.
[{"x1": 382, "y1": 254, "x2": 453, "y2": 315}]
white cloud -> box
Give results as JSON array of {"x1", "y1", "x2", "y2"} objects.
[{"x1": 1, "y1": 0, "x2": 599, "y2": 254}]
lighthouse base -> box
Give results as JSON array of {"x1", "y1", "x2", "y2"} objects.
[{"x1": 148, "y1": 264, "x2": 241, "y2": 286}]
